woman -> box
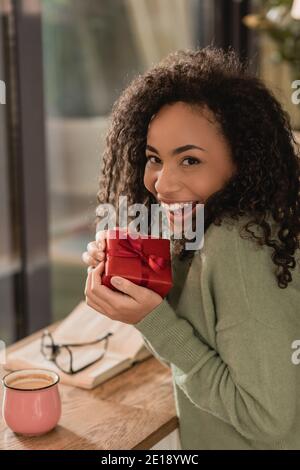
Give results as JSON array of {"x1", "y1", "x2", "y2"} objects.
[{"x1": 82, "y1": 47, "x2": 300, "y2": 449}]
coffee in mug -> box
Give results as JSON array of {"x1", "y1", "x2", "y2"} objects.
[
  {"x1": 2, "y1": 369, "x2": 61, "y2": 436},
  {"x1": 8, "y1": 373, "x2": 55, "y2": 390}
]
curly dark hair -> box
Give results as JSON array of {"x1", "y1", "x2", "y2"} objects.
[{"x1": 96, "y1": 46, "x2": 300, "y2": 289}]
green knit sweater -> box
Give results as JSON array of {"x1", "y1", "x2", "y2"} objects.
[{"x1": 134, "y1": 215, "x2": 300, "y2": 450}]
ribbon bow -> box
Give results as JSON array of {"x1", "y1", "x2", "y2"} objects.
[
  {"x1": 110, "y1": 236, "x2": 168, "y2": 273},
  {"x1": 105, "y1": 232, "x2": 171, "y2": 293}
]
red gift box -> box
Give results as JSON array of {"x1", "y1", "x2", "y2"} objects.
[{"x1": 101, "y1": 228, "x2": 173, "y2": 298}]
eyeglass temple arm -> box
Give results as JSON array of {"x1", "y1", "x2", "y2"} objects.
[{"x1": 54, "y1": 331, "x2": 113, "y2": 348}]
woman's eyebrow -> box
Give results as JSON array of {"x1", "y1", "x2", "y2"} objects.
[{"x1": 146, "y1": 144, "x2": 207, "y2": 155}]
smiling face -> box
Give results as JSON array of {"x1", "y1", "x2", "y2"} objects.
[{"x1": 144, "y1": 101, "x2": 236, "y2": 227}]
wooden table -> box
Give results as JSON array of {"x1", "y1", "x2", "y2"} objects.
[{"x1": 0, "y1": 324, "x2": 178, "y2": 450}]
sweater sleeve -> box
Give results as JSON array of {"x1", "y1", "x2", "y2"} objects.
[
  {"x1": 134, "y1": 223, "x2": 296, "y2": 444},
  {"x1": 142, "y1": 337, "x2": 171, "y2": 369}
]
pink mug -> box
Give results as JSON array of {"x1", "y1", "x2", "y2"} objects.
[{"x1": 2, "y1": 368, "x2": 61, "y2": 436}]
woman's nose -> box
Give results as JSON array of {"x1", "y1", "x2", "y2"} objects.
[{"x1": 154, "y1": 167, "x2": 181, "y2": 194}]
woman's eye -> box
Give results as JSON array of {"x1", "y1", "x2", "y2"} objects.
[
  {"x1": 146, "y1": 155, "x2": 161, "y2": 164},
  {"x1": 182, "y1": 157, "x2": 201, "y2": 166},
  {"x1": 146, "y1": 155, "x2": 201, "y2": 166}
]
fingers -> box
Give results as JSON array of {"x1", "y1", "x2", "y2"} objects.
[
  {"x1": 84, "y1": 267, "x2": 92, "y2": 297},
  {"x1": 85, "y1": 286, "x2": 113, "y2": 317},
  {"x1": 96, "y1": 238, "x2": 106, "y2": 253},
  {"x1": 85, "y1": 296, "x2": 113, "y2": 318},
  {"x1": 90, "y1": 265, "x2": 130, "y2": 309},
  {"x1": 85, "y1": 263, "x2": 113, "y2": 315},
  {"x1": 84, "y1": 257, "x2": 104, "y2": 299},
  {"x1": 110, "y1": 276, "x2": 145, "y2": 302},
  {"x1": 91, "y1": 261, "x2": 104, "y2": 289},
  {"x1": 88, "y1": 240, "x2": 105, "y2": 260},
  {"x1": 96, "y1": 230, "x2": 107, "y2": 247},
  {"x1": 82, "y1": 251, "x2": 98, "y2": 267},
  {"x1": 82, "y1": 239, "x2": 106, "y2": 267}
]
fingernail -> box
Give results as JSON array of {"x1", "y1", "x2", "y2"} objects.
[{"x1": 111, "y1": 276, "x2": 122, "y2": 286}]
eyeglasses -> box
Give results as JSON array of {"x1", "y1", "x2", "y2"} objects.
[{"x1": 40, "y1": 329, "x2": 113, "y2": 375}]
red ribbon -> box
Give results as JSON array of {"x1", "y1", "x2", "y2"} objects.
[{"x1": 106, "y1": 235, "x2": 169, "y2": 288}]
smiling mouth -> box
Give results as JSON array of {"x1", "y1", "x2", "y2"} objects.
[{"x1": 159, "y1": 200, "x2": 201, "y2": 214}]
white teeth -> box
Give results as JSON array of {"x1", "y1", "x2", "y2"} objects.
[{"x1": 160, "y1": 201, "x2": 196, "y2": 211}]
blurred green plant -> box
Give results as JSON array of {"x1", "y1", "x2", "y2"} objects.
[{"x1": 243, "y1": 0, "x2": 300, "y2": 78}]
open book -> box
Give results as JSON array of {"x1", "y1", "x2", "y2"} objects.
[{"x1": 4, "y1": 301, "x2": 152, "y2": 389}]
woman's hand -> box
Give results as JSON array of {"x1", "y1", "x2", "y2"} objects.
[
  {"x1": 81, "y1": 231, "x2": 106, "y2": 269},
  {"x1": 84, "y1": 260, "x2": 163, "y2": 325}
]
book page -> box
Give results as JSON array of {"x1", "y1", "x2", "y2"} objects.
[
  {"x1": 5, "y1": 301, "x2": 151, "y2": 389},
  {"x1": 52, "y1": 301, "x2": 146, "y2": 359}
]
